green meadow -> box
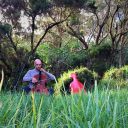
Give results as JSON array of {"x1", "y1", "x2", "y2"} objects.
[
  {"x1": 1, "y1": 0, "x2": 128, "y2": 128},
  {"x1": 0, "y1": 87, "x2": 128, "y2": 128}
]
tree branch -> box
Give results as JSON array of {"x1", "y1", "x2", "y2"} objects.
[
  {"x1": 31, "y1": 14, "x2": 71, "y2": 54},
  {"x1": 7, "y1": 33, "x2": 17, "y2": 53},
  {"x1": 31, "y1": 16, "x2": 36, "y2": 51},
  {"x1": 67, "y1": 24, "x2": 88, "y2": 49},
  {"x1": 95, "y1": 0, "x2": 111, "y2": 44}
]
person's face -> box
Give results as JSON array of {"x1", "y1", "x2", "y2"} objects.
[{"x1": 34, "y1": 61, "x2": 42, "y2": 70}]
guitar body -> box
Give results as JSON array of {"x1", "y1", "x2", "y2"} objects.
[{"x1": 31, "y1": 73, "x2": 49, "y2": 94}]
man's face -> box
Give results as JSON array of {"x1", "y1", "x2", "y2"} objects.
[{"x1": 34, "y1": 61, "x2": 42, "y2": 70}]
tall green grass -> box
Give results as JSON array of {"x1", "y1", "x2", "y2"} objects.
[
  {"x1": 0, "y1": 87, "x2": 128, "y2": 128},
  {"x1": 0, "y1": 69, "x2": 4, "y2": 92}
]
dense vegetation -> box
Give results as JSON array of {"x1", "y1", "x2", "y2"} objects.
[
  {"x1": 0, "y1": 0, "x2": 128, "y2": 90},
  {"x1": 0, "y1": 87, "x2": 128, "y2": 128},
  {"x1": 54, "y1": 67, "x2": 98, "y2": 94},
  {"x1": 100, "y1": 65, "x2": 128, "y2": 89},
  {"x1": 0, "y1": 0, "x2": 128, "y2": 127}
]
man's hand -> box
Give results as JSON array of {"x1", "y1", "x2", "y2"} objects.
[
  {"x1": 40, "y1": 68, "x2": 46, "y2": 72},
  {"x1": 32, "y1": 77, "x2": 38, "y2": 83}
]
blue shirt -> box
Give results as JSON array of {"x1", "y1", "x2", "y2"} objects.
[{"x1": 23, "y1": 68, "x2": 55, "y2": 88}]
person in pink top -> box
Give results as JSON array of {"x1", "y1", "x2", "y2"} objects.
[{"x1": 70, "y1": 73, "x2": 86, "y2": 94}]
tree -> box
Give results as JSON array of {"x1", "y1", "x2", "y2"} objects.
[
  {"x1": 84, "y1": 0, "x2": 128, "y2": 66},
  {"x1": 0, "y1": 0, "x2": 95, "y2": 89},
  {"x1": 58, "y1": 0, "x2": 128, "y2": 73}
]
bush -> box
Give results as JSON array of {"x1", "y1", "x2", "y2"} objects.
[
  {"x1": 87, "y1": 42, "x2": 112, "y2": 76},
  {"x1": 54, "y1": 67, "x2": 98, "y2": 94},
  {"x1": 100, "y1": 65, "x2": 128, "y2": 89},
  {"x1": 36, "y1": 41, "x2": 88, "y2": 77}
]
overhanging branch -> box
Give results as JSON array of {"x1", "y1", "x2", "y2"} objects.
[{"x1": 31, "y1": 14, "x2": 71, "y2": 54}]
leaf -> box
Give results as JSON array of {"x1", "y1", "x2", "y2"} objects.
[{"x1": 0, "y1": 69, "x2": 4, "y2": 92}]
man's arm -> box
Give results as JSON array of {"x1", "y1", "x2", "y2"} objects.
[
  {"x1": 40, "y1": 68, "x2": 55, "y2": 81},
  {"x1": 23, "y1": 70, "x2": 32, "y2": 82},
  {"x1": 45, "y1": 72, "x2": 56, "y2": 80}
]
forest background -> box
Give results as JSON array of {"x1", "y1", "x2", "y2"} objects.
[{"x1": 0, "y1": 0, "x2": 128, "y2": 90}]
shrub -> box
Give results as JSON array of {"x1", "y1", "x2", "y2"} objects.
[
  {"x1": 87, "y1": 42, "x2": 112, "y2": 76},
  {"x1": 54, "y1": 67, "x2": 98, "y2": 94},
  {"x1": 36, "y1": 41, "x2": 88, "y2": 77},
  {"x1": 100, "y1": 65, "x2": 128, "y2": 89}
]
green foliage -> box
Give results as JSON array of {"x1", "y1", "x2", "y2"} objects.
[
  {"x1": 100, "y1": 65, "x2": 128, "y2": 89},
  {"x1": 37, "y1": 40, "x2": 113, "y2": 78},
  {"x1": 69, "y1": 13, "x2": 80, "y2": 26},
  {"x1": 0, "y1": 23, "x2": 12, "y2": 35},
  {"x1": 0, "y1": 88, "x2": 128, "y2": 127},
  {"x1": 54, "y1": 67, "x2": 98, "y2": 94},
  {"x1": 0, "y1": 69, "x2": 4, "y2": 92},
  {"x1": 88, "y1": 42, "x2": 111, "y2": 58},
  {"x1": 0, "y1": 36, "x2": 30, "y2": 90},
  {"x1": 87, "y1": 42, "x2": 112, "y2": 76},
  {"x1": 36, "y1": 40, "x2": 88, "y2": 76},
  {"x1": 120, "y1": 43, "x2": 128, "y2": 65},
  {"x1": 54, "y1": 0, "x2": 96, "y2": 9},
  {"x1": 29, "y1": 0, "x2": 51, "y2": 15}
]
